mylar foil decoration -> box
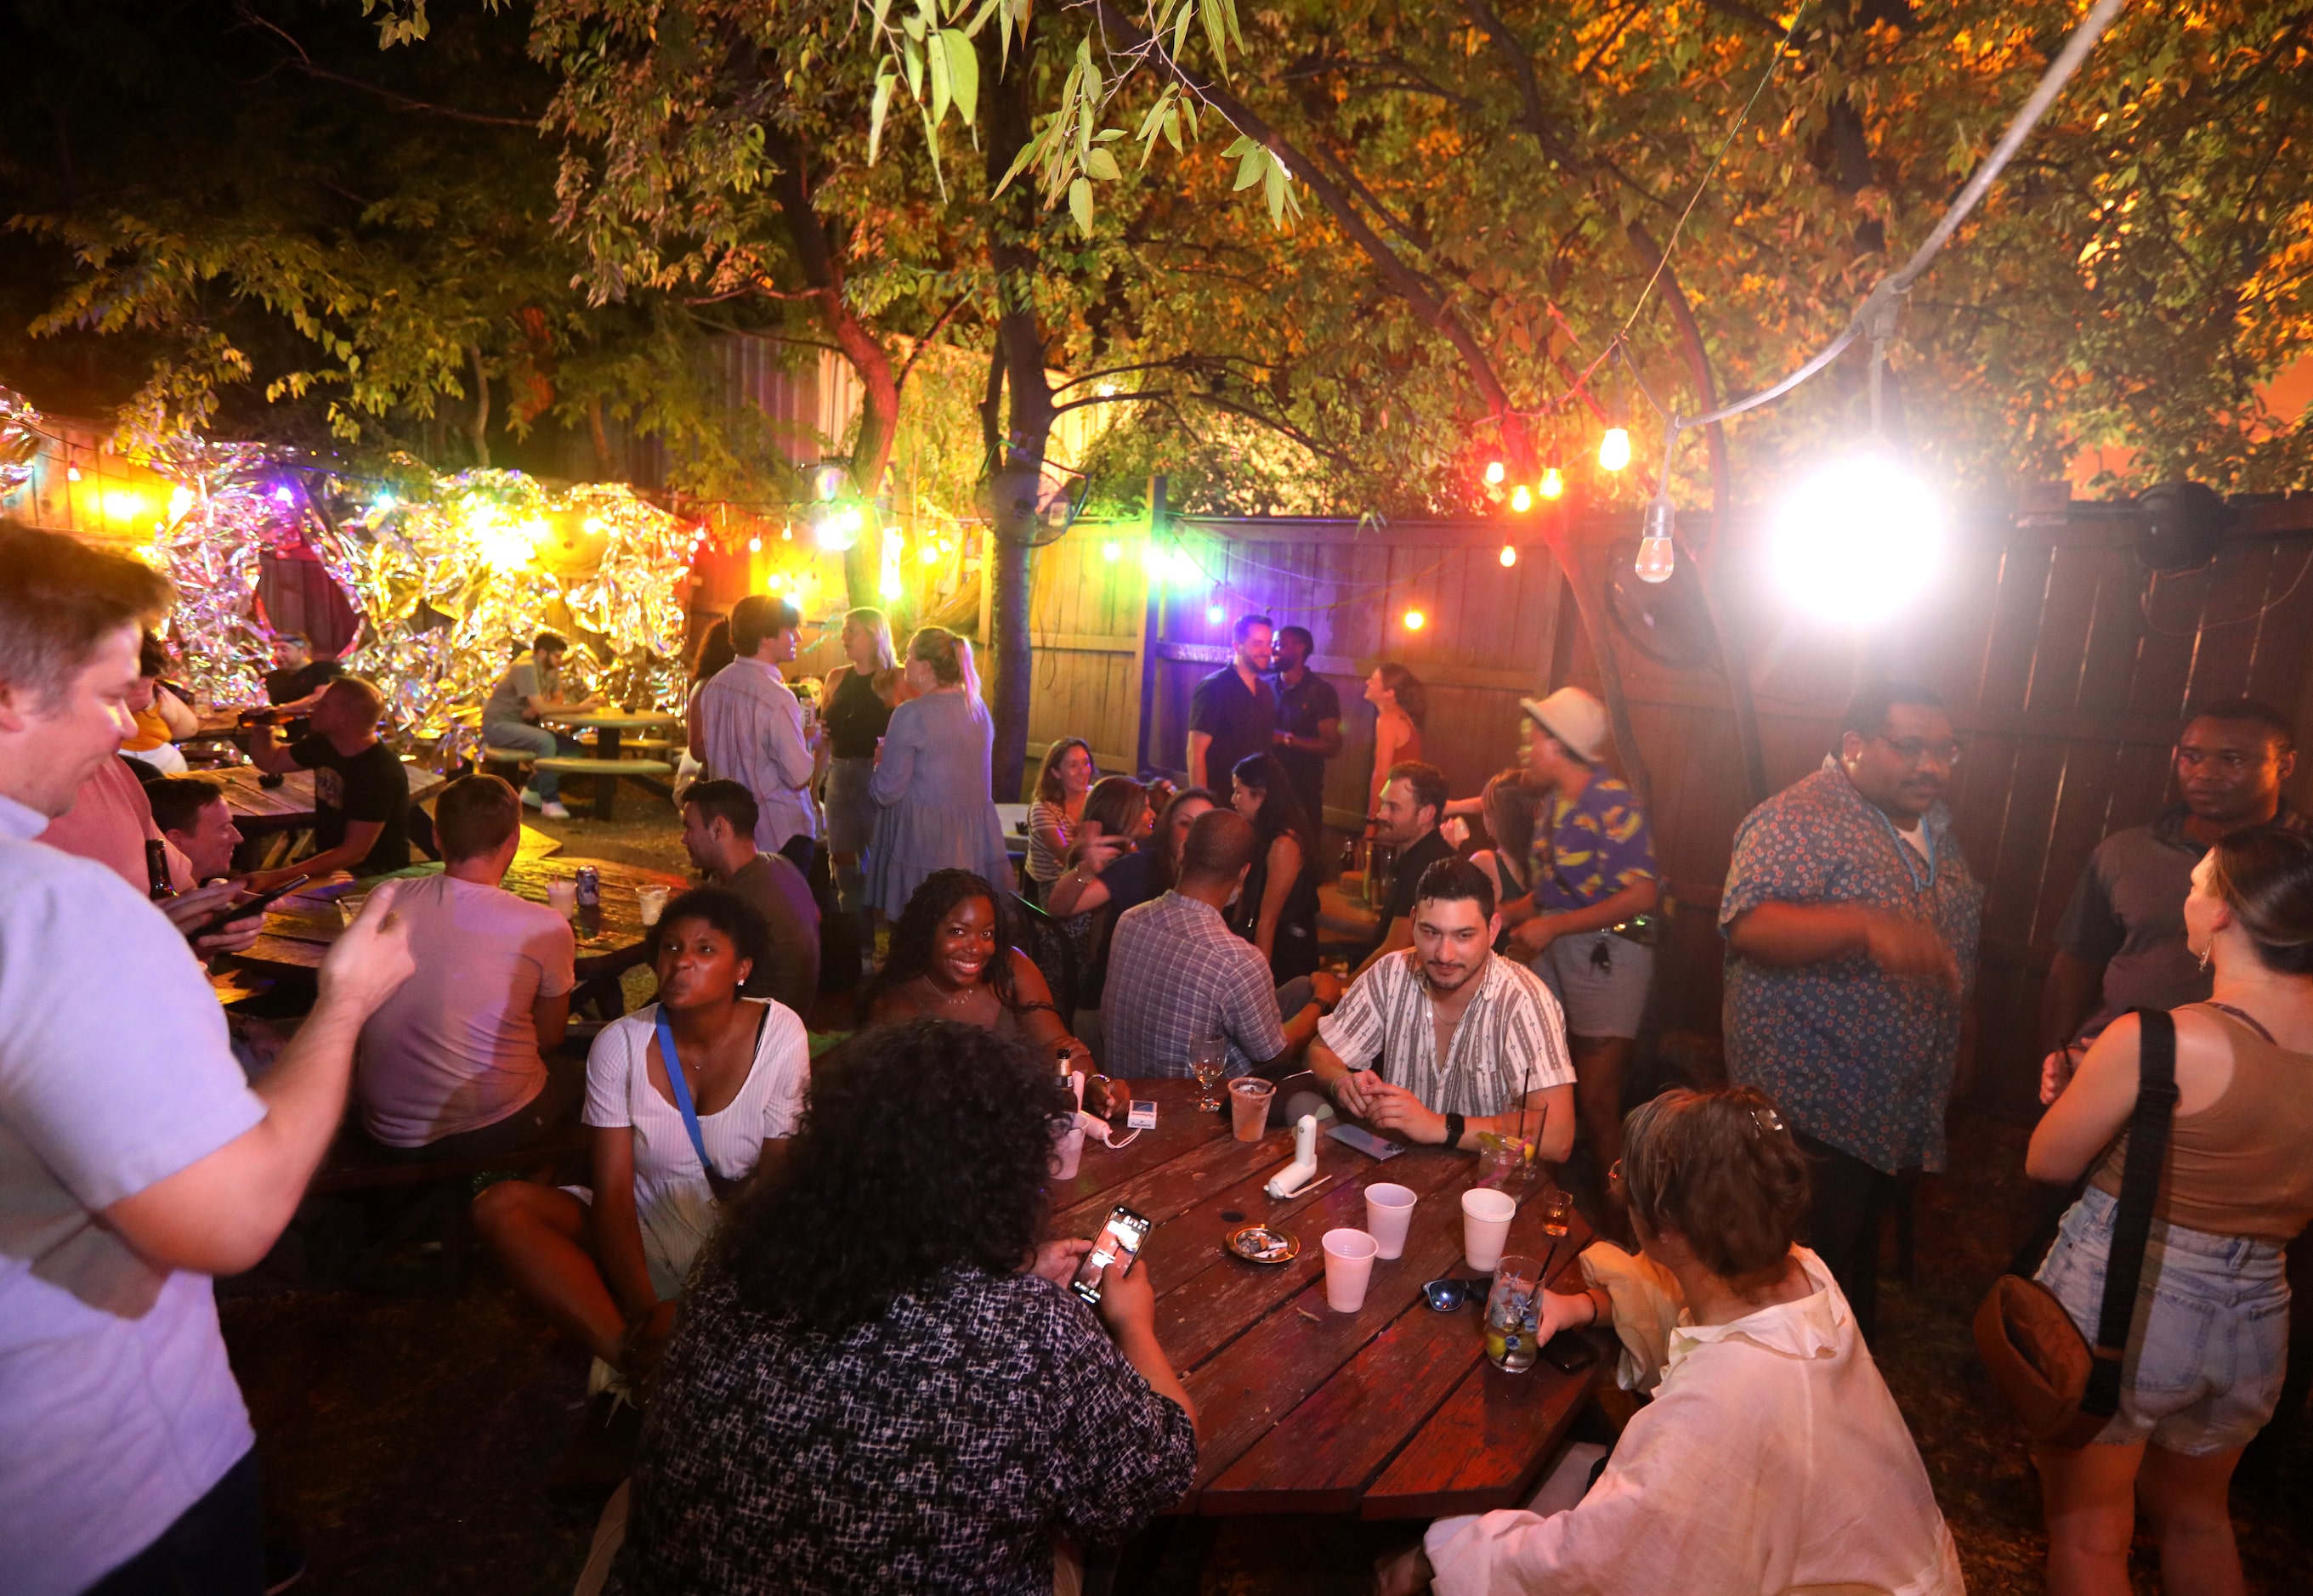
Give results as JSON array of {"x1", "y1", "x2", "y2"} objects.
[
  {"x1": 0, "y1": 384, "x2": 40, "y2": 497},
  {"x1": 139, "y1": 437, "x2": 306, "y2": 710}
]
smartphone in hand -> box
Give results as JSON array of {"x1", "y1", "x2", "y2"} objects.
[{"x1": 1072, "y1": 1204, "x2": 1154, "y2": 1305}]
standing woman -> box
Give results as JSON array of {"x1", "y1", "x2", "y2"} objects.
[
  {"x1": 1468, "y1": 770, "x2": 1537, "y2": 953},
  {"x1": 1363, "y1": 663, "x2": 1427, "y2": 816},
  {"x1": 819, "y1": 607, "x2": 906, "y2": 939},
  {"x1": 679, "y1": 617, "x2": 734, "y2": 784},
  {"x1": 1504, "y1": 688, "x2": 1659, "y2": 1191},
  {"x1": 2027, "y1": 829, "x2": 2313, "y2": 1596},
  {"x1": 1026, "y1": 737, "x2": 1097, "y2": 901},
  {"x1": 1228, "y1": 753, "x2": 1321, "y2": 981},
  {"x1": 866, "y1": 626, "x2": 1014, "y2": 920}
]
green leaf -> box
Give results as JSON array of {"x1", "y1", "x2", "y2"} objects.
[
  {"x1": 992, "y1": 130, "x2": 1040, "y2": 197},
  {"x1": 868, "y1": 70, "x2": 897, "y2": 162},
  {"x1": 1084, "y1": 144, "x2": 1121, "y2": 181},
  {"x1": 964, "y1": 0, "x2": 998, "y2": 38},
  {"x1": 1172, "y1": 1, "x2": 1193, "y2": 59},
  {"x1": 1233, "y1": 142, "x2": 1265, "y2": 192},
  {"x1": 1163, "y1": 107, "x2": 1182, "y2": 153},
  {"x1": 1200, "y1": 0, "x2": 1230, "y2": 79},
  {"x1": 872, "y1": 0, "x2": 893, "y2": 29},
  {"x1": 902, "y1": 37, "x2": 923, "y2": 99},
  {"x1": 1069, "y1": 176, "x2": 1094, "y2": 236},
  {"x1": 944, "y1": 30, "x2": 978, "y2": 124},
  {"x1": 1264, "y1": 151, "x2": 1288, "y2": 226},
  {"x1": 903, "y1": 14, "x2": 926, "y2": 41},
  {"x1": 929, "y1": 24, "x2": 951, "y2": 124}
]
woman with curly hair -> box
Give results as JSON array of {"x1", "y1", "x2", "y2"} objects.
[
  {"x1": 1383, "y1": 1087, "x2": 1959, "y2": 1596},
  {"x1": 605, "y1": 1020, "x2": 1197, "y2": 1593},
  {"x1": 860, "y1": 869, "x2": 1091, "y2": 1070}
]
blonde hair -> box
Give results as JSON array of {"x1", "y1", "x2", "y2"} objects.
[
  {"x1": 908, "y1": 625, "x2": 982, "y2": 707},
  {"x1": 843, "y1": 607, "x2": 898, "y2": 672}
]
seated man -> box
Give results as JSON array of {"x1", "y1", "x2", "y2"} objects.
[
  {"x1": 1103, "y1": 809, "x2": 1341, "y2": 1080},
  {"x1": 1353, "y1": 760, "x2": 1457, "y2": 977},
  {"x1": 246, "y1": 675, "x2": 411, "y2": 883},
  {"x1": 483, "y1": 631, "x2": 603, "y2": 820},
  {"x1": 146, "y1": 776, "x2": 243, "y2": 885},
  {"x1": 264, "y1": 629, "x2": 342, "y2": 715},
  {"x1": 677, "y1": 778, "x2": 821, "y2": 1017},
  {"x1": 1312, "y1": 857, "x2": 1577, "y2": 1158},
  {"x1": 354, "y1": 773, "x2": 580, "y2": 1160}
]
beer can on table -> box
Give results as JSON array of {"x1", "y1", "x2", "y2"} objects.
[{"x1": 574, "y1": 867, "x2": 601, "y2": 909}]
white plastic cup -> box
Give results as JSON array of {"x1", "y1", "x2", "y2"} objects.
[
  {"x1": 1461, "y1": 1187, "x2": 1518, "y2": 1272},
  {"x1": 1364, "y1": 1182, "x2": 1417, "y2": 1261},
  {"x1": 1321, "y1": 1228, "x2": 1380, "y2": 1313},
  {"x1": 638, "y1": 885, "x2": 670, "y2": 926},
  {"x1": 546, "y1": 880, "x2": 579, "y2": 920}
]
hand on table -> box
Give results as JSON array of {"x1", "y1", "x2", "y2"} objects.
[
  {"x1": 1331, "y1": 1067, "x2": 1383, "y2": 1121},
  {"x1": 1363, "y1": 1078, "x2": 1449, "y2": 1145},
  {"x1": 1026, "y1": 1237, "x2": 1093, "y2": 1288},
  {"x1": 157, "y1": 880, "x2": 268, "y2": 958},
  {"x1": 1536, "y1": 1284, "x2": 1596, "y2": 1344},
  {"x1": 316, "y1": 879, "x2": 416, "y2": 1016}
]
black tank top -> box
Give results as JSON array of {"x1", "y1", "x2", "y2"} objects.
[{"x1": 826, "y1": 668, "x2": 894, "y2": 759}]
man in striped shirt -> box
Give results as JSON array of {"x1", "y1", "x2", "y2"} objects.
[{"x1": 1311, "y1": 857, "x2": 1576, "y2": 1159}]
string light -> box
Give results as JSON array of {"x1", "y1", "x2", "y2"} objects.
[
  {"x1": 1403, "y1": 608, "x2": 1426, "y2": 631},
  {"x1": 1598, "y1": 429, "x2": 1632, "y2": 473},
  {"x1": 1539, "y1": 467, "x2": 1565, "y2": 500},
  {"x1": 1205, "y1": 602, "x2": 1226, "y2": 624},
  {"x1": 1510, "y1": 484, "x2": 1533, "y2": 513},
  {"x1": 919, "y1": 542, "x2": 942, "y2": 565},
  {"x1": 1499, "y1": 545, "x2": 1518, "y2": 568},
  {"x1": 1635, "y1": 497, "x2": 1676, "y2": 584},
  {"x1": 65, "y1": 465, "x2": 82, "y2": 482},
  {"x1": 1772, "y1": 450, "x2": 1944, "y2": 621},
  {"x1": 747, "y1": 535, "x2": 762, "y2": 552},
  {"x1": 1483, "y1": 461, "x2": 1505, "y2": 485},
  {"x1": 1103, "y1": 540, "x2": 1122, "y2": 562}
]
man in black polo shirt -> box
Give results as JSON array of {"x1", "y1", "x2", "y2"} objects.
[
  {"x1": 1270, "y1": 624, "x2": 1342, "y2": 834},
  {"x1": 246, "y1": 676, "x2": 411, "y2": 884},
  {"x1": 1188, "y1": 613, "x2": 1278, "y2": 795},
  {"x1": 1353, "y1": 760, "x2": 1455, "y2": 976}
]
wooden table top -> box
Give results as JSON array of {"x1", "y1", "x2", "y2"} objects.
[
  {"x1": 209, "y1": 761, "x2": 447, "y2": 830},
  {"x1": 234, "y1": 854, "x2": 687, "y2": 980},
  {"x1": 1053, "y1": 1079, "x2": 1596, "y2": 1520},
  {"x1": 541, "y1": 710, "x2": 680, "y2": 731}
]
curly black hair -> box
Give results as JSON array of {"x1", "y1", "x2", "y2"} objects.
[
  {"x1": 856, "y1": 869, "x2": 1024, "y2": 1023},
  {"x1": 716, "y1": 1019, "x2": 1073, "y2": 1331},
  {"x1": 648, "y1": 885, "x2": 773, "y2": 993}
]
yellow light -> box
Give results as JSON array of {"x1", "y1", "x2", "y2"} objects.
[
  {"x1": 1103, "y1": 540, "x2": 1122, "y2": 562},
  {"x1": 781, "y1": 524, "x2": 793, "y2": 540},
  {"x1": 879, "y1": 525, "x2": 904, "y2": 599},
  {"x1": 919, "y1": 542, "x2": 942, "y2": 565},
  {"x1": 1511, "y1": 484, "x2": 1533, "y2": 513},
  {"x1": 1599, "y1": 428, "x2": 1632, "y2": 473},
  {"x1": 1483, "y1": 461, "x2": 1505, "y2": 485},
  {"x1": 1539, "y1": 467, "x2": 1565, "y2": 500},
  {"x1": 167, "y1": 485, "x2": 195, "y2": 521},
  {"x1": 748, "y1": 535, "x2": 762, "y2": 552},
  {"x1": 1499, "y1": 545, "x2": 1518, "y2": 568},
  {"x1": 1403, "y1": 608, "x2": 1426, "y2": 631},
  {"x1": 65, "y1": 465, "x2": 82, "y2": 482}
]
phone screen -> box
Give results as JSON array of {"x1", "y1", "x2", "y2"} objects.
[{"x1": 1072, "y1": 1205, "x2": 1153, "y2": 1305}]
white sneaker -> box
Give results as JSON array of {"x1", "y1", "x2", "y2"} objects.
[
  {"x1": 541, "y1": 800, "x2": 571, "y2": 819},
  {"x1": 520, "y1": 787, "x2": 544, "y2": 810}
]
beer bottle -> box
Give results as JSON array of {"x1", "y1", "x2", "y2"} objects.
[{"x1": 145, "y1": 839, "x2": 177, "y2": 901}]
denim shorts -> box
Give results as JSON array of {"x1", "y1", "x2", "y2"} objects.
[
  {"x1": 1534, "y1": 931, "x2": 1653, "y2": 1040},
  {"x1": 2035, "y1": 1184, "x2": 2290, "y2": 1454}
]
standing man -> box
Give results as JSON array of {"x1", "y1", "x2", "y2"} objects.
[
  {"x1": 1187, "y1": 614, "x2": 1278, "y2": 795},
  {"x1": 698, "y1": 595, "x2": 820, "y2": 875},
  {"x1": 0, "y1": 522, "x2": 414, "y2": 1595},
  {"x1": 247, "y1": 675, "x2": 412, "y2": 882},
  {"x1": 1353, "y1": 761, "x2": 1458, "y2": 976},
  {"x1": 1270, "y1": 624, "x2": 1342, "y2": 838},
  {"x1": 678, "y1": 778, "x2": 823, "y2": 1018},
  {"x1": 2041, "y1": 699, "x2": 2302, "y2": 1080},
  {"x1": 482, "y1": 631, "x2": 603, "y2": 820},
  {"x1": 1719, "y1": 681, "x2": 1983, "y2": 1339}
]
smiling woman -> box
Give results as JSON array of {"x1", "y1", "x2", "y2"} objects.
[{"x1": 859, "y1": 869, "x2": 1092, "y2": 1073}]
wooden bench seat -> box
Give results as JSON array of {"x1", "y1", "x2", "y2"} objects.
[
  {"x1": 481, "y1": 745, "x2": 536, "y2": 765},
  {"x1": 531, "y1": 756, "x2": 674, "y2": 778}
]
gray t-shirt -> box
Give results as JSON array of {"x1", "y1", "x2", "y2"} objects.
[
  {"x1": 724, "y1": 852, "x2": 822, "y2": 1019},
  {"x1": 485, "y1": 654, "x2": 548, "y2": 727},
  {"x1": 0, "y1": 796, "x2": 265, "y2": 1595}
]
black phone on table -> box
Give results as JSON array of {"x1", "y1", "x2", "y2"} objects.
[
  {"x1": 1542, "y1": 1330, "x2": 1602, "y2": 1373},
  {"x1": 1072, "y1": 1204, "x2": 1154, "y2": 1305}
]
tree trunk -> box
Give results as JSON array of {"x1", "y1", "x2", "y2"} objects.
[
  {"x1": 467, "y1": 344, "x2": 491, "y2": 468},
  {"x1": 587, "y1": 396, "x2": 615, "y2": 478}
]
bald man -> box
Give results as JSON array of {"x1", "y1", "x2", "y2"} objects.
[{"x1": 247, "y1": 675, "x2": 411, "y2": 881}]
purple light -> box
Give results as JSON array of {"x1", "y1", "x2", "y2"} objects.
[
  {"x1": 1205, "y1": 603, "x2": 1226, "y2": 624},
  {"x1": 272, "y1": 485, "x2": 296, "y2": 505}
]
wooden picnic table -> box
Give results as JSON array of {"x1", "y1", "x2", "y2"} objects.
[
  {"x1": 1052, "y1": 1078, "x2": 1597, "y2": 1520},
  {"x1": 233, "y1": 855, "x2": 687, "y2": 996},
  {"x1": 540, "y1": 709, "x2": 681, "y2": 820},
  {"x1": 209, "y1": 761, "x2": 448, "y2": 835}
]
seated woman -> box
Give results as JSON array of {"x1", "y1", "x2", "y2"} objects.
[
  {"x1": 473, "y1": 886, "x2": 810, "y2": 1392},
  {"x1": 607, "y1": 1020, "x2": 1197, "y2": 1591},
  {"x1": 1040, "y1": 775, "x2": 1151, "y2": 1057},
  {"x1": 859, "y1": 868, "x2": 1091, "y2": 1071},
  {"x1": 1046, "y1": 783, "x2": 1206, "y2": 924},
  {"x1": 1227, "y1": 753, "x2": 1321, "y2": 981},
  {"x1": 1025, "y1": 736, "x2": 1097, "y2": 901},
  {"x1": 1387, "y1": 1086, "x2": 1961, "y2": 1596}
]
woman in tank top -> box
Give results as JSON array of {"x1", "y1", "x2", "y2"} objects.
[
  {"x1": 2028, "y1": 827, "x2": 2313, "y2": 1596},
  {"x1": 856, "y1": 869, "x2": 1091, "y2": 1074},
  {"x1": 819, "y1": 608, "x2": 906, "y2": 950}
]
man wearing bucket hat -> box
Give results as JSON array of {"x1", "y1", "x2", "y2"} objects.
[{"x1": 1496, "y1": 688, "x2": 1660, "y2": 1212}]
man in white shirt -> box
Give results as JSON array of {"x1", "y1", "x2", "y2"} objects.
[
  {"x1": 697, "y1": 594, "x2": 820, "y2": 873},
  {"x1": 0, "y1": 523, "x2": 414, "y2": 1594},
  {"x1": 1310, "y1": 856, "x2": 1576, "y2": 1159},
  {"x1": 355, "y1": 773, "x2": 581, "y2": 1161}
]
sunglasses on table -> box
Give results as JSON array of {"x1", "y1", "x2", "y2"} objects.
[{"x1": 1421, "y1": 1276, "x2": 1495, "y2": 1311}]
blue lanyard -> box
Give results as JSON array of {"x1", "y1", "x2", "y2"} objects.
[{"x1": 654, "y1": 1005, "x2": 717, "y2": 1181}]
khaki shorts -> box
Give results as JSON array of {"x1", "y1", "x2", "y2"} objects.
[{"x1": 1533, "y1": 931, "x2": 1653, "y2": 1040}]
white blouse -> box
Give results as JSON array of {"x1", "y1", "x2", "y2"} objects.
[
  {"x1": 581, "y1": 1001, "x2": 809, "y2": 1297},
  {"x1": 1425, "y1": 1247, "x2": 1963, "y2": 1596}
]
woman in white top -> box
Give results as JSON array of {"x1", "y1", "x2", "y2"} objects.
[
  {"x1": 1386, "y1": 1086, "x2": 1962, "y2": 1596},
  {"x1": 473, "y1": 886, "x2": 808, "y2": 1388}
]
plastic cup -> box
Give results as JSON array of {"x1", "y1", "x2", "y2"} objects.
[
  {"x1": 336, "y1": 891, "x2": 371, "y2": 930},
  {"x1": 546, "y1": 880, "x2": 579, "y2": 920},
  {"x1": 1461, "y1": 1187, "x2": 1518, "y2": 1272},
  {"x1": 1320, "y1": 1228, "x2": 1380, "y2": 1313},
  {"x1": 1364, "y1": 1182, "x2": 1417, "y2": 1260},
  {"x1": 637, "y1": 885, "x2": 670, "y2": 926},
  {"x1": 1228, "y1": 1078, "x2": 1275, "y2": 1141}
]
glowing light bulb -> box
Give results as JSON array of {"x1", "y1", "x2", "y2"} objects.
[
  {"x1": 1539, "y1": 467, "x2": 1564, "y2": 500},
  {"x1": 167, "y1": 486, "x2": 194, "y2": 521},
  {"x1": 1103, "y1": 540, "x2": 1122, "y2": 562},
  {"x1": 65, "y1": 465, "x2": 82, "y2": 482},
  {"x1": 1635, "y1": 497, "x2": 1676, "y2": 584},
  {"x1": 1205, "y1": 603, "x2": 1226, "y2": 624},
  {"x1": 1599, "y1": 428, "x2": 1632, "y2": 473},
  {"x1": 272, "y1": 485, "x2": 296, "y2": 505},
  {"x1": 781, "y1": 525, "x2": 793, "y2": 540},
  {"x1": 1511, "y1": 484, "x2": 1533, "y2": 513},
  {"x1": 1483, "y1": 461, "x2": 1505, "y2": 486},
  {"x1": 920, "y1": 543, "x2": 942, "y2": 565},
  {"x1": 1772, "y1": 450, "x2": 1945, "y2": 622},
  {"x1": 1499, "y1": 545, "x2": 1518, "y2": 568},
  {"x1": 1403, "y1": 608, "x2": 1426, "y2": 631},
  {"x1": 748, "y1": 535, "x2": 762, "y2": 552}
]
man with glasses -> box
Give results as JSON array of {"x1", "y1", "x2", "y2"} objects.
[{"x1": 1718, "y1": 681, "x2": 1983, "y2": 1338}]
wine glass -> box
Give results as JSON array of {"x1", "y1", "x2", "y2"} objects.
[{"x1": 1189, "y1": 1035, "x2": 1227, "y2": 1112}]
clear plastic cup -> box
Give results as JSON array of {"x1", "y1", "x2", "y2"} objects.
[
  {"x1": 1321, "y1": 1228, "x2": 1380, "y2": 1313},
  {"x1": 1461, "y1": 1187, "x2": 1518, "y2": 1272},
  {"x1": 1483, "y1": 1254, "x2": 1544, "y2": 1372},
  {"x1": 546, "y1": 880, "x2": 579, "y2": 920},
  {"x1": 1227, "y1": 1078, "x2": 1275, "y2": 1142},
  {"x1": 637, "y1": 885, "x2": 670, "y2": 926},
  {"x1": 1364, "y1": 1182, "x2": 1417, "y2": 1260}
]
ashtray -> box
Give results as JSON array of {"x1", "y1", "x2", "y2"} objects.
[{"x1": 1225, "y1": 1224, "x2": 1300, "y2": 1265}]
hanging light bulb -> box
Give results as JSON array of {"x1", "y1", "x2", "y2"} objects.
[
  {"x1": 1205, "y1": 603, "x2": 1226, "y2": 625},
  {"x1": 1499, "y1": 545, "x2": 1518, "y2": 568},
  {"x1": 748, "y1": 535, "x2": 762, "y2": 552},
  {"x1": 1634, "y1": 496, "x2": 1676, "y2": 584},
  {"x1": 1403, "y1": 608, "x2": 1426, "y2": 631},
  {"x1": 1599, "y1": 428, "x2": 1632, "y2": 473},
  {"x1": 65, "y1": 464, "x2": 82, "y2": 482},
  {"x1": 1103, "y1": 540, "x2": 1122, "y2": 562},
  {"x1": 780, "y1": 524, "x2": 793, "y2": 540},
  {"x1": 1483, "y1": 461, "x2": 1506, "y2": 486},
  {"x1": 919, "y1": 542, "x2": 942, "y2": 565},
  {"x1": 1510, "y1": 484, "x2": 1533, "y2": 513},
  {"x1": 1772, "y1": 448, "x2": 1945, "y2": 621},
  {"x1": 1539, "y1": 466, "x2": 1565, "y2": 500}
]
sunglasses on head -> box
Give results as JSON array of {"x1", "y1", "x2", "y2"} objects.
[{"x1": 1421, "y1": 1276, "x2": 1494, "y2": 1311}]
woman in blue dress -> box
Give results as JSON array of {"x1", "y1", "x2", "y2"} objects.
[{"x1": 866, "y1": 626, "x2": 1015, "y2": 920}]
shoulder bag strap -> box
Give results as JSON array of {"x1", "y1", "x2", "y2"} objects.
[
  {"x1": 2082, "y1": 1007, "x2": 2181, "y2": 1418},
  {"x1": 654, "y1": 1005, "x2": 719, "y2": 1184}
]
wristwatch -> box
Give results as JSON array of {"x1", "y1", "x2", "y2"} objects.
[{"x1": 1443, "y1": 1112, "x2": 1465, "y2": 1151}]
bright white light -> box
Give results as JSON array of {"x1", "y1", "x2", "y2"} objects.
[
  {"x1": 272, "y1": 485, "x2": 296, "y2": 505},
  {"x1": 1598, "y1": 429, "x2": 1631, "y2": 473},
  {"x1": 1205, "y1": 603, "x2": 1226, "y2": 624},
  {"x1": 810, "y1": 502, "x2": 864, "y2": 552},
  {"x1": 1771, "y1": 453, "x2": 1944, "y2": 622},
  {"x1": 167, "y1": 486, "x2": 194, "y2": 522}
]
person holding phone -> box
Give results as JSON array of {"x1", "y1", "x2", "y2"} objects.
[{"x1": 609, "y1": 1020, "x2": 1197, "y2": 1591}]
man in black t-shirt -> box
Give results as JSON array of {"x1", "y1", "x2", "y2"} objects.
[
  {"x1": 1269, "y1": 625, "x2": 1342, "y2": 833},
  {"x1": 1353, "y1": 760, "x2": 1454, "y2": 977},
  {"x1": 246, "y1": 676, "x2": 411, "y2": 883},
  {"x1": 1187, "y1": 614, "x2": 1278, "y2": 795},
  {"x1": 263, "y1": 631, "x2": 343, "y2": 741}
]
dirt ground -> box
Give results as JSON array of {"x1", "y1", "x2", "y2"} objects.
[{"x1": 220, "y1": 806, "x2": 2311, "y2": 1593}]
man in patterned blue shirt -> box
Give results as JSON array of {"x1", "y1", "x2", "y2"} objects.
[{"x1": 1720, "y1": 681, "x2": 1983, "y2": 1338}]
